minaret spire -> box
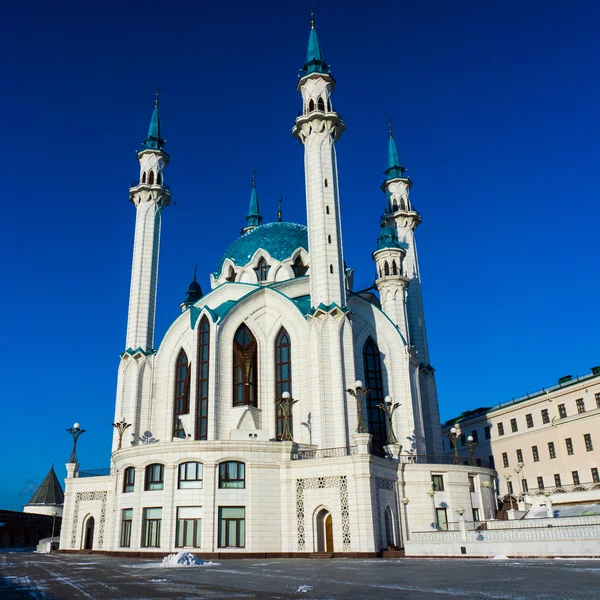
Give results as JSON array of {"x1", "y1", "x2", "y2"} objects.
[
  {"x1": 143, "y1": 87, "x2": 165, "y2": 151},
  {"x1": 385, "y1": 119, "x2": 406, "y2": 181},
  {"x1": 242, "y1": 170, "x2": 263, "y2": 234},
  {"x1": 302, "y1": 6, "x2": 328, "y2": 76}
]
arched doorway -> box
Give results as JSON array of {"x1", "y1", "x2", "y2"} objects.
[
  {"x1": 315, "y1": 508, "x2": 334, "y2": 553},
  {"x1": 83, "y1": 516, "x2": 95, "y2": 550},
  {"x1": 384, "y1": 506, "x2": 395, "y2": 547}
]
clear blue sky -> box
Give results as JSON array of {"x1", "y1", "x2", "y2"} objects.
[{"x1": 1, "y1": 0, "x2": 598, "y2": 510}]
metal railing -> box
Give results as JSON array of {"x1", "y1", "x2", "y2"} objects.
[
  {"x1": 291, "y1": 446, "x2": 357, "y2": 460},
  {"x1": 523, "y1": 481, "x2": 600, "y2": 496},
  {"x1": 398, "y1": 454, "x2": 491, "y2": 469},
  {"x1": 78, "y1": 468, "x2": 112, "y2": 478}
]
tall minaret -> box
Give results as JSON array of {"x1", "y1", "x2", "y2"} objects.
[
  {"x1": 125, "y1": 91, "x2": 171, "y2": 352},
  {"x1": 381, "y1": 125, "x2": 443, "y2": 454},
  {"x1": 292, "y1": 9, "x2": 346, "y2": 308}
]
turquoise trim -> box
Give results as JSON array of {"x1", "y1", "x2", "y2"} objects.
[{"x1": 120, "y1": 346, "x2": 156, "y2": 358}]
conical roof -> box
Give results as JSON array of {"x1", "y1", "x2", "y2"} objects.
[{"x1": 27, "y1": 466, "x2": 64, "y2": 506}]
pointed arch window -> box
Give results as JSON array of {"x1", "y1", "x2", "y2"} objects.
[
  {"x1": 275, "y1": 328, "x2": 292, "y2": 440},
  {"x1": 149, "y1": 171, "x2": 155, "y2": 185},
  {"x1": 392, "y1": 260, "x2": 398, "y2": 276},
  {"x1": 233, "y1": 324, "x2": 258, "y2": 407},
  {"x1": 142, "y1": 172, "x2": 147, "y2": 184},
  {"x1": 308, "y1": 99, "x2": 315, "y2": 113},
  {"x1": 384, "y1": 262, "x2": 390, "y2": 276},
  {"x1": 226, "y1": 266, "x2": 236, "y2": 282},
  {"x1": 363, "y1": 337, "x2": 386, "y2": 457},
  {"x1": 195, "y1": 317, "x2": 210, "y2": 440},
  {"x1": 317, "y1": 96, "x2": 325, "y2": 112},
  {"x1": 255, "y1": 257, "x2": 270, "y2": 282},
  {"x1": 157, "y1": 171, "x2": 162, "y2": 185},
  {"x1": 392, "y1": 200, "x2": 398, "y2": 211},
  {"x1": 174, "y1": 349, "x2": 190, "y2": 438},
  {"x1": 400, "y1": 199, "x2": 406, "y2": 210},
  {"x1": 292, "y1": 256, "x2": 308, "y2": 277}
]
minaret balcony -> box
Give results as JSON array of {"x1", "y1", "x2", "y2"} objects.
[
  {"x1": 130, "y1": 181, "x2": 171, "y2": 192},
  {"x1": 292, "y1": 111, "x2": 345, "y2": 143}
]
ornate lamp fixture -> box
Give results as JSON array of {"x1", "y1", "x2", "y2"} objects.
[
  {"x1": 112, "y1": 416, "x2": 132, "y2": 451},
  {"x1": 377, "y1": 395, "x2": 400, "y2": 445},
  {"x1": 465, "y1": 434, "x2": 478, "y2": 464},
  {"x1": 275, "y1": 391, "x2": 298, "y2": 441},
  {"x1": 66, "y1": 423, "x2": 85, "y2": 463},
  {"x1": 444, "y1": 426, "x2": 461, "y2": 465},
  {"x1": 346, "y1": 380, "x2": 369, "y2": 433}
]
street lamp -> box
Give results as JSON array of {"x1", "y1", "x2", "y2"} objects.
[
  {"x1": 456, "y1": 507, "x2": 465, "y2": 517},
  {"x1": 346, "y1": 380, "x2": 369, "y2": 433},
  {"x1": 376, "y1": 395, "x2": 400, "y2": 444},
  {"x1": 465, "y1": 435, "x2": 478, "y2": 465},
  {"x1": 514, "y1": 462, "x2": 524, "y2": 494},
  {"x1": 444, "y1": 426, "x2": 461, "y2": 465},
  {"x1": 274, "y1": 391, "x2": 299, "y2": 441},
  {"x1": 112, "y1": 417, "x2": 132, "y2": 451},
  {"x1": 66, "y1": 423, "x2": 85, "y2": 463},
  {"x1": 50, "y1": 510, "x2": 57, "y2": 552}
]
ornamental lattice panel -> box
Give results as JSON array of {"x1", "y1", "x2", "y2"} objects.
[{"x1": 70, "y1": 490, "x2": 108, "y2": 549}]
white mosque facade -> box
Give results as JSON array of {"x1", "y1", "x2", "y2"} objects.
[{"x1": 59, "y1": 18, "x2": 496, "y2": 557}]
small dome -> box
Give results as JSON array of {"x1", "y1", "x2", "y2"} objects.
[
  {"x1": 183, "y1": 279, "x2": 203, "y2": 305},
  {"x1": 216, "y1": 222, "x2": 308, "y2": 277}
]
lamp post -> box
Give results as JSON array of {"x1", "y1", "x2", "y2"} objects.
[
  {"x1": 514, "y1": 462, "x2": 524, "y2": 494},
  {"x1": 346, "y1": 380, "x2": 369, "y2": 433},
  {"x1": 377, "y1": 396, "x2": 400, "y2": 445},
  {"x1": 482, "y1": 480, "x2": 491, "y2": 520},
  {"x1": 465, "y1": 435, "x2": 478, "y2": 465},
  {"x1": 274, "y1": 391, "x2": 299, "y2": 441},
  {"x1": 50, "y1": 510, "x2": 57, "y2": 552},
  {"x1": 66, "y1": 423, "x2": 85, "y2": 463},
  {"x1": 112, "y1": 417, "x2": 132, "y2": 451},
  {"x1": 503, "y1": 474, "x2": 514, "y2": 510},
  {"x1": 444, "y1": 426, "x2": 461, "y2": 465}
]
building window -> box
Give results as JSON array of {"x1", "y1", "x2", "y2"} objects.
[
  {"x1": 532, "y1": 445, "x2": 539, "y2": 462},
  {"x1": 484, "y1": 426, "x2": 491, "y2": 440},
  {"x1": 558, "y1": 404, "x2": 567, "y2": 419},
  {"x1": 488, "y1": 455, "x2": 495, "y2": 469},
  {"x1": 592, "y1": 468, "x2": 600, "y2": 483},
  {"x1": 233, "y1": 324, "x2": 258, "y2": 407},
  {"x1": 460, "y1": 434, "x2": 466, "y2": 447},
  {"x1": 471, "y1": 430, "x2": 479, "y2": 443},
  {"x1": 537, "y1": 476, "x2": 544, "y2": 490},
  {"x1": 141, "y1": 508, "x2": 162, "y2": 547},
  {"x1": 541, "y1": 409, "x2": 550, "y2": 424},
  {"x1": 363, "y1": 337, "x2": 387, "y2": 457},
  {"x1": 507, "y1": 481, "x2": 513, "y2": 495},
  {"x1": 275, "y1": 328, "x2": 292, "y2": 440},
  {"x1": 596, "y1": 393, "x2": 600, "y2": 409},
  {"x1": 435, "y1": 508, "x2": 448, "y2": 531},
  {"x1": 510, "y1": 418, "x2": 518, "y2": 433},
  {"x1": 219, "y1": 461, "x2": 245, "y2": 489},
  {"x1": 324, "y1": 178, "x2": 328, "y2": 187},
  {"x1": 548, "y1": 442, "x2": 556, "y2": 459},
  {"x1": 176, "y1": 507, "x2": 202, "y2": 548},
  {"x1": 178, "y1": 462, "x2": 203, "y2": 489},
  {"x1": 292, "y1": 256, "x2": 308, "y2": 276},
  {"x1": 584, "y1": 433, "x2": 594, "y2": 452},
  {"x1": 522, "y1": 479, "x2": 528, "y2": 492},
  {"x1": 576, "y1": 398, "x2": 586, "y2": 414},
  {"x1": 174, "y1": 349, "x2": 190, "y2": 438},
  {"x1": 326, "y1": 205, "x2": 330, "y2": 214},
  {"x1": 497, "y1": 422, "x2": 505, "y2": 436},
  {"x1": 148, "y1": 171, "x2": 155, "y2": 185},
  {"x1": 432, "y1": 474, "x2": 444, "y2": 492},
  {"x1": 502, "y1": 452, "x2": 509, "y2": 468},
  {"x1": 120, "y1": 509, "x2": 133, "y2": 547},
  {"x1": 329, "y1": 264, "x2": 334, "y2": 274},
  {"x1": 123, "y1": 467, "x2": 135, "y2": 493},
  {"x1": 516, "y1": 449, "x2": 523, "y2": 463},
  {"x1": 195, "y1": 316, "x2": 210, "y2": 441},
  {"x1": 565, "y1": 438, "x2": 574, "y2": 455},
  {"x1": 218, "y1": 507, "x2": 245, "y2": 548},
  {"x1": 328, "y1": 233, "x2": 332, "y2": 243},
  {"x1": 144, "y1": 464, "x2": 164, "y2": 491},
  {"x1": 472, "y1": 508, "x2": 480, "y2": 522},
  {"x1": 255, "y1": 257, "x2": 270, "y2": 282},
  {"x1": 554, "y1": 474, "x2": 562, "y2": 487},
  {"x1": 468, "y1": 476, "x2": 475, "y2": 492},
  {"x1": 572, "y1": 471, "x2": 580, "y2": 485},
  {"x1": 526, "y1": 413, "x2": 534, "y2": 428}
]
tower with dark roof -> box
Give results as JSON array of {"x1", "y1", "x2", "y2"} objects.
[{"x1": 23, "y1": 465, "x2": 64, "y2": 517}]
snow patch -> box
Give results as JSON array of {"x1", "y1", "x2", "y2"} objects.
[
  {"x1": 491, "y1": 554, "x2": 509, "y2": 560},
  {"x1": 160, "y1": 552, "x2": 216, "y2": 567},
  {"x1": 297, "y1": 584, "x2": 313, "y2": 592}
]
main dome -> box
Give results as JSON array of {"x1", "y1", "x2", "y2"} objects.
[{"x1": 215, "y1": 222, "x2": 308, "y2": 276}]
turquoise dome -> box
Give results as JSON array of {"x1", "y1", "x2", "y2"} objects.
[{"x1": 216, "y1": 222, "x2": 308, "y2": 276}]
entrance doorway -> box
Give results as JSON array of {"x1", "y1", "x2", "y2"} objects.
[
  {"x1": 384, "y1": 506, "x2": 395, "y2": 547},
  {"x1": 315, "y1": 508, "x2": 334, "y2": 553},
  {"x1": 83, "y1": 516, "x2": 95, "y2": 550}
]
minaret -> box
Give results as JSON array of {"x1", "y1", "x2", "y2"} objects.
[
  {"x1": 292, "y1": 9, "x2": 346, "y2": 308},
  {"x1": 241, "y1": 171, "x2": 262, "y2": 234},
  {"x1": 381, "y1": 124, "x2": 442, "y2": 454},
  {"x1": 125, "y1": 91, "x2": 171, "y2": 352}
]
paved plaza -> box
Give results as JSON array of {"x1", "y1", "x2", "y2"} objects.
[{"x1": 1, "y1": 553, "x2": 600, "y2": 599}]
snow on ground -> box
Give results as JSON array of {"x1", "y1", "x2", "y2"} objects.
[
  {"x1": 160, "y1": 552, "x2": 218, "y2": 567},
  {"x1": 525, "y1": 502, "x2": 600, "y2": 518},
  {"x1": 296, "y1": 584, "x2": 313, "y2": 592},
  {"x1": 491, "y1": 554, "x2": 510, "y2": 560}
]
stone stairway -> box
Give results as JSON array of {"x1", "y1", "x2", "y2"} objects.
[{"x1": 382, "y1": 546, "x2": 406, "y2": 558}]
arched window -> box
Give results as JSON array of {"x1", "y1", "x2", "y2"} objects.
[
  {"x1": 392, "y1": 200, "x2": 398, "y2": 211},
  {"x1": 149, "y1": 171, "x2": 155, "y2": 185},
  {"x1": 326, "y1": 206, "x2": 330, "y2": 214},
  {"x1": 142, "y1": 172, "x2": 146, "y2": 184},
  {"x1": 400, "y1": 199, "x2": 406, "y2": 210},
  {"x1": 255, "y1": 257, "x2": 270, "y2": 282},
  {"x1": 178, "y1": 462, "x2": 203, "y2": 489},
  {"x1": 195, "y1": 317, "x2": 210, "y2": 440},
  {"x1": 327, "y1": 99, "x2": 332, "y2": 112},
  {"x1": 392, "y1": 260, "x2": 398, "y2": 275},
  {"x1": 219, "y1": 461, "x2": 245, "y2": 488},
  {"x1": 157, "y1": 171, "x2": 162, "y2": 185},
  {"x1": 275, "y1": 328, "x2": 292, "y2": 440},
  {"x1": 308, "y1": 99, "x2": 315, "y2": 112},
  {"x1": 233, "y1": 324, "x2": 257, "y2": 407},
  {"x1": 317, "y1": 96, "x2": 325, "y2": 111},
  {"x1": 329, "y1": 264, "x2": 334, "y2": 274},
  {"x1": 144, "y1": 463, "x2": 164, "y2": 490},
  {"x1": 363, "y1": 337, "x2": 386, "y2": 457},
  {"x1": 384, "y1": 262, "x2": 390, "y2": 276},
  {"x1": 226, "y1": 266, "x2": 236, "y2": 282},
  {"x1": 174, "y1": 349, "x2": 190, "y2": 438},
  {"x1": 123, "y1": 467, "x2": 135, "y2": 493},
  {"x1": 292, "y1": 256, "x2": 308, "y2": 277}
]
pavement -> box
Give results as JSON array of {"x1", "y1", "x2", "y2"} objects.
[{"x1": 1, "y1": 552, "x2": 600, "y2": 599}]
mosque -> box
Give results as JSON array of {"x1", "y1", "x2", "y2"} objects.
[{"x1": 59, "y1": 14, "x2": 495, "y2": 557}]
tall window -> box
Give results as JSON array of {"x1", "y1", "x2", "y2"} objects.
[
  {"x1": 510, "y1": 418, "x2": 518, "y2": 432},
  {"x1": 141, "y1": 508, "x2": 162, "y2": 547},
  {"x1": 532, "y1": 445, "x2": 539, "y2": 462},
  {"x1": 255, "y1": 257, "x2": 270, "y2": 282},
  {"x1": 123, "y1": 467, "x2": 135, "y2": 493},
  {"x1": 174, "y1": 349, "x2": 190, "y2": 438},
  {"x1": 317, "y1": 96, "x2": 325, "y2": 111},
  {"x1": 292, "y1": 256, "x2": 308, "y2": 276},
  {"x1": 471, "y1": 430, "x2": 479, "y2": 443},
  {"x1": 488, "y1": 455, "x2": 495, "y2": 469},
  {"x1": 584, "y1": 433, "x2": 594, "y2": 452},
  {"x1": 576, "y1": 398, "x2": 586, "y2": 414},
  {"x1": 526, "y1": 413, "x2": 534, "y2": 428},
  {"x1": 554, "y1": 473, "x2": 562, "y2": 487},
  {"x1": 507, "y1": 481, "x2": 513, "y2": 495},
  {"x1": 548, "y1": 442, "x2": 556, "y2": 459},
  {"x1": 596, "y1": 393, "x2": 600, "y2": 409},
  {"x1": 484, "y1": 425, "x2": 491, "y2": 440},
  {"x1": 219, "y1": 461, "x2": 245, "y2": 489},
  {"x1": 516, "y1": 449, "x2": 523, "y2": 463},
  {"x1": 502, "y1": 452, "x2": 509, "y2": 468},
  {"x1": 558, "y1": 403, "x2": 567, "y2": 419},
  {"x1": 565, "y1": 438, "x2": 574, "y2": 455},
  {"x1": 435, "y1": 508, "x2": 448, "y2": 531},
  {"x1": 592, "y1": 468, "x2": 599, "y2": 483},
  {"x1": 537, "y1": 476, "x2": 544, "y2": 490},
  {"x1": 572, "y1": 471, "x2": 580, "y2": 485},
  {"x1": 178, "y1": 462, "x2": 203, "y2": 489},
  {"x1": 176, "y1": 507, "x2": 202, "y2": 548},
  {"x1": 120, "y1": 509, "x2": 133, "y2": 547},
  {"x1": 468, "y1": 476, "x2": 475, "y2": 492},
  {"x1": 196, "y1": 317, "x2": 210, "y2": 440},
  {"x1": 145, "y1": 464, "x2": 164, "y2": 491},
  {"x1": 218, "y1": 507, "x2": 245, "y2": 548},
  {"x1": 363, "y1": 337, "x2": 387, "y2": 457},
  {"x1": 148, "y1": 171, "x2": 155, "y2": 184},
  {"x1": 275, "y1": 328, "x2": 292, "y2": 440},
  {"x1": 432, "y1": 474, "x2": 444, "y2": 491},
  {"x1": 541, "y1": 409, "x2": 550, "y2": 424},
  {"x1": 233, "y1": 324, "x2": 257, "y2": 407},
  {"x1": 497, "y1": 422, "x2": 505, "y2": 436}
]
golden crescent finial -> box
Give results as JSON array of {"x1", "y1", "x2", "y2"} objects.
[
  {"x1": 311, "y1": 5, "x2": 315, "y2": 28},
  {"x1": 388, "y1": 117, "x2": 393, "y2": 138},
  {"x1": 155, "y1": 87, "x2": 161, "y2": 108}
]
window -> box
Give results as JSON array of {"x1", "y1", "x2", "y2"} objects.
[
  {"x1": 484, "y1": 426, "x2": 491, "y2": 440},
  {"x1": 554, "y1": 473, "x2": 562, "y2": 487},
  {"x1": 468, "y1": 476, "x2": 475, "y2": 492},
  {"x1": 328, "y1": 234, "x2": 332, "y2": 244},
  {"x1": 548, "y1": 442, "x2": 556, "y2": 459},
  {"x1": 324, "y1": 178, "x2": 328, "y2": 187},
  {"x1": 255, "y1": 257, "x2": 270, "y2": 282},
  {"x1": 471, "y1": 430, "x2": 479, "y2": 443},
  {"x1": 488, "y1": 455, "x2": 495, "y2": 469},
  {"x1": 532, "y1": 445, "x2": 540, "y2": 462},
  {"x1": 592, "y1": 468, "x2": 600, "y2": 483},
  {"x1": 565, "y1": 438, "x2": 574, "y2": 455},
  {"x1": 596, "y1": 393, "x2": 600, "y2": 409},
  {"x1": 275, "y1": 328, "x2": 292, "y2": 440},
  {"x1": 432, "y1": 474, "x2": 444, "y2": 492},
  {"x1": 510, "y1": 418, "x2": 518, "y2": 433},
  {"x1": 392, "y1": 260, "x2": 398, "y2": 275},
  {"x1": 541, "y1": 409, "x2": 550, "y2": 424},
  {"x1": 363, "y1": 337, "x2": 387, "y2": 457},
  {"x1": 292, "y1": 256, "x2": 308, "y2": 276},
  {"x1": 384, "y1": 262, "x2": 390, "y2": 276},
  {"x1": 195, "y1": 317, "x2": 210, "y2": 440},
  {"x1": 558, "y1": 404, "x2": 567, "y2": 419},
  {"x1": 572, "y1": 471, "x2": 580, "y2": 485},
  {"x1": 502, "y1": 452, "x2": 509, "y2": 468},
  {"x1": 326, "y1": 205, "x2": 330, "y2": 214},
  {"x1": 233, "y1": 324, "x2": 257, "y2": 407},
  {"x1": 537, "y1": 476, "x2": 544, "y2": 490},
  {"x1": 317, "y1": 96, "x2": 325, "y2": 111},
  {"x1": 460, "y1": 434, "x2": 466, "y2": 447},
  {"x1": 148, "y1": 171, "x2": 154, "y2": 184},
  {"x1": 157, "y1": 171, "x2": 162, "y2": 185},
  {"x1": 174, "y1": 349, "x2": 190, "y2": 438},
  {"x1": 522, "y1": 479, "x2": 528, "y2": 492},
  {"x1": 144, "y1": 464, "x2": 164, "y2": 491},
  {"x1": 218, "y1": 507, "x2": 245, "y2": 548},
  {"x1": 308, "y1": 98, "x2": 315, "y2": 112},
  {"x1": 526, "y1": 413, "x2": 534, "y2": 428},
  {"x1": 576, "y1": 398, "x2": 586, "y2": 414},
  {"x1": 497, "y1": 422, "x2": 505, "y2": 436},
  {"x1": 584, "y1": 433, "x2": 594, "y2": 452},
  {"x1": 507, "y1": 481, "x2": 513, "y2": 494},
  {"x1": 142, "y1": 171, "x2": 146, "y2": 184},
  {"x1": 435, "y1": 508, "x2": 448, "y2": 531},
  {"x1": 141, "y1": 508, "x2": 162, "y2": 547},
  {"x1": 329, "y1": 264, "x2": 334, "y2": 274},
  {"x1": 178, "y1": 462, "x2": 203, "y2": 489},
  {"x1": 176, "y1": 507, "x2": 202, "y2": 548},
  {"x1": 516, "y1": 449, "x2": 523, "y2": 463},
  {"x1": 120, "y1": 509, "x2": 133, "y2": 547},
  {"x1": 123, "y1": 467, "x2": 135, "y2": 493},
  {"x1": 219, "y1": 461, "x2": 245, "y2": 489},
  {"x1": 472, "y1": 508, "x2": 480, "y2": 522}
]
